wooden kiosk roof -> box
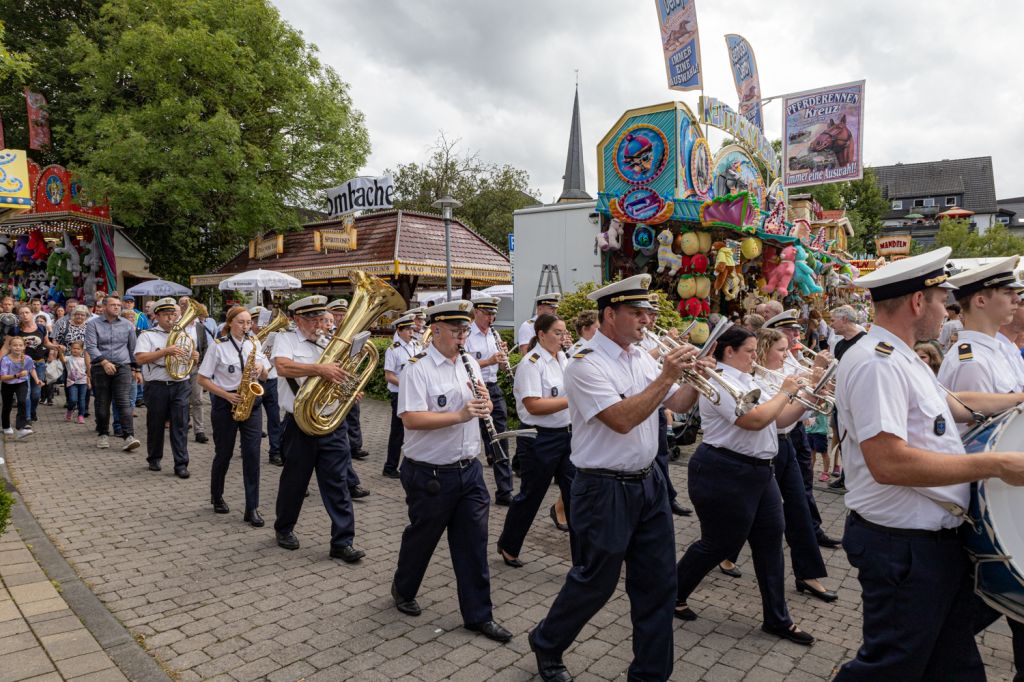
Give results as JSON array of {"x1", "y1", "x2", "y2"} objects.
[{"x1": 191, "y1": 210, "x2": 511, "y2": 287}]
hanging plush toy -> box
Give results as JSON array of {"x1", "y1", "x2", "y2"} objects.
[
  {"x1": 763, "y1": 245, "x2": 796, "y2": 294},
  {"x1": 63, "y1": 233, "x2": 81, "y2": 276},
  {"x1": 712, "y1": 241, "x2": 737, "y2": 292},
  {"x1": 656, "y1": 229, "x2": 682, "y2": 276},
  {"x1": 792, "y1": 244, "x2": 824, "y2": 296},
  {"x1": 27, "y1": 230, "x2": 49, "y2": 262},
  {"x1": 14, "y1": 235, "x2": 31, "y2": 263},
  {"x1": 596, "y1": 219, "x2": 624, "y2": 251},
  {"x1": 679, "y1": 231, "x2": 701, "y2": 255},
  {"x1": 46, "y1": 245, "x2": 73, "y2": 296},
  {"x1": 0, "y1": 235, "x2": 10, "y2": 258}
]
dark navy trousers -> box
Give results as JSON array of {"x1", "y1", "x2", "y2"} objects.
[
  {"x1": 480, "y1": 382, "x2": 513, "y2": 500},
  {"x1": 836, "y1": 514, "x2": 984, "y2": 681},
  {"x1": 394, "y1": 459, "x2": 492, "y2": 625},
  {"x1": 533, "y1": 466, "x2": 676, "y2": 682},
  {"x1": 345, "y1": 401, "x2": 363, "y2": 451},
  {"x1": 775, "y1": 434, "x2": 827, "y2": 579},
  {"x1": 655, "y1": 409, "x2": 678, "y2": 502},
  {"x1": 144, "y1": 380, "x2": 190, "y2": 468},
  {"x1": 676, "y1": 444, "x2": 791, "y2": 630},
  {"x1": 273, "y1": 414, "x2": 355, "y2": 548},
  {"x1": 791, "y1": 422, "x2": 824, "y2": 536},
  {"x1": 383, "y1": 392, "x2": 403, "y2": 474},
  {"x1": 260, "y1": 379, "x2": 282, "y2": 459},
  {"x1": 498, "y1": 428, "x2": 577, "y2": 561},
  {"x1": 209, "y1": 393, "x2": 262, "y2": 511},
  {"x1": 973, "y1": 598, "x2": 1024, "y2": 681}
]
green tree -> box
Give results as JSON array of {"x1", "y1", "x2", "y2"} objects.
[
  {"x1": 934, "y1": 219, "x2": 1024, "y2": 257},
  {"x1": 0, "y1": 20, "x2": 32, "y2": 83},
  {"x1": 55, "y1": 0, "x2": 369, "y2": 281},
  {"x1": 798, "y1": 169, "x2": 889, "y2": 255},
  {"x1": 387, "y1": 134, "x2": 540, "y2": 250}
]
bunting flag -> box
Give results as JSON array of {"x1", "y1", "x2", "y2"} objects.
[
  {"x1": 654, "y1": 0, "x2": 702, "y2": 91},
  {"x1": 724, "y1": 34, "x2": 763, "y2": 132},
  {"x1": 23, "y1": 88, "x2": 51, "y2": 150}
]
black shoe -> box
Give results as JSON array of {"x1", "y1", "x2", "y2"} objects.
[
  {"x1": 673, "y1": 603, "x2": 698, "y2": 621},
  {"x1": 330, "y1": 545, "x2": 365, "y2": 563},
  {"x1": 670, "y1": 500, "x2": 693, "y2": 516},
  {"x1": 382, "y1": 468, "x2": 400, "y2": 479},
  {"x1": 391, "y1": 581, "x2": 421, "y2": 616},
  {"x1": 268, "y1": 454, "x2": 283, "y2": 467},
  {"x1": 719, "y1": 564, "x2": 742, "y2": 578},
  {"x1": 243, "y1": 509, "x2": 264, "y2": 527},
  {"x1": 549, "y1": 505, "x2": 569, "y2": 532},
  {"x1": 195, "y1": 432, "x2": 208, "y2": 444},
  {"x1": 465, "y1": 620, "x2": 512, "y2": 643},
  {"x1": 529, "y1": 630, "x2": 572, "y2": 681},
  {"x1": 276, "y1": 531, "x2": 300, "y2": 550},
  {"x1": 174, "y1": 467, "x2": 190, "y2": 479},
  {"x1": 761, "y1": 622, "x2": 814, "y2": 646},
  {"x1": 495, "y1": 495, "x2": 512, "y2": 507},
  {"x1": 135, "y1": 399, "x2": 144, "y2": 408},
  {"x1": 212, "y1": 499, "x2": 229, "y2": 514},
  {"x1": 828, "y1": 474, "x2": 846, "y2": 490},
  {"x1": 817, "y1": 534, "x2": 841, "y2": 549},
  {"x1": 261, "y1": 431, "x2": 267, "y2": 437},
  {"x1": 498, "y1": 546, "x2": 524, "y2": 568},
  {"x1": 795, "y1": 578, "x2": 838, "y2": 603},
  {"x1": 352, "y1": 449, "x2": 370, "y2": 460},
  {"x1": 349, "y1": 485, "x2": 370, "y2": 499},
  {"x1": 148, "y1": 461, "x2": 161, "y2": 472}
]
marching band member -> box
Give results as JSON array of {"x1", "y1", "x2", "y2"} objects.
[
  {"x1": 833, "y1": 247, "x2": 1024, "y2": 680},
  {"x1": 272, "y1": 296, "x2": 365, "y2": 562},
  {"x1": 392, "y1": 300, "x2": 512, "y2": 643},
  {"x1": 674, "y1": 326, "x2": 816, "y2": 648},
  {"x1": 197, "y1": 307, "x2": 270, "y2": 526},
  {"x1": 406, "y1": 307, "x2": 427, "y2": 344},
  {"x1": 752, "y1": 328, "x2": 837, "y2": 602},
  {"x1": 518, "y1": 292, "x2": 560, "y2": 354},
  {"x1": 464, "y1": 296, "x2": 513, "y2": 505},
  {"x1": 530, "y1": 275, "x2": 703, "y2": 682},
  {"x1": 328, "y1": 298, "x2": 371, "y2": 500},
  {"x1": 997, "y1": 293, "x2": 1024, "y2": 386},
  {"x1": 382, "y1": 313, "x2": 419, "y2": 479},
  {"x1": 497, "y1": 313, "x2": 576, "y2": 567},
  {"x1": 569, "y1": 310, "x2": 598, "y2": 355},
  {"x1": 250, "y1": 306, "x2": 283, "y2": 467},
  {"x1": 934, "y1": 257, "x2": 1024, "y2": 675},
  {"x1": 135, "y1": 297, "x2": 196, "y2": 478}
]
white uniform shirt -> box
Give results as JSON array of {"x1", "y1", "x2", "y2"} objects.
[
  {"x1": 835, "y1": 325, "x2": 968, "y2": 530},
  {"x1": 517, "y1": 317, "x2": 536, "y2": 348},
  {"x1": 136, "y1": 326, "x2": 196, "y2": 383},
  {"x1": 751, "y1": 367, "x2": 804, "y2": 436},
  {"x1": 565, "y1": 330, "x2": 679, "y2": 471},
  {"x1": 383, "y1": 334, "x2": 419, "y2": 394},
  {"x1": 996, "y1": 331, "x2": 1024, "y2": 388},
  {"x1": 260, "y1": 331, "x2": 279, "y2": 380},
  {"x1": 197, "y1": 333, "x2": 270, "y2": 392},
  {"x1": 271, "y1": 329, "x2": 326, "y2": 414},
  {"x1": 514, "y1": 345, "x2": 570, "y2": 428},
  {"x1": 939, "y1": 330, "x2": 1021, "y2": 392},
  {"x1": 464, "y1": 322, "x2": 500, "y2": 383},
  {"x1": 702, "y1": 364, "x2": 777, "y2": 459},
  {"x1": 398, "y1": 343, "x2": 484, "y2": 464}
]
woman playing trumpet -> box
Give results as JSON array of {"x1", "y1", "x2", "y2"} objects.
[{"x1": 674, "y1": 326, "x2": 817, "y2": 645}]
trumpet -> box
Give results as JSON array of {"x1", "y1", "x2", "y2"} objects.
[
  {"x1": 642, "y1": 327, "x2": 761, "y2": 416},
  {"x1": 752, "y1": 364, "x2": 836, "y2": 416}
]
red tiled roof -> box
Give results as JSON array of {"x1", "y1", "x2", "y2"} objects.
[{"x1": 191, "y1": 210, "x2": 510, "y2": 286}]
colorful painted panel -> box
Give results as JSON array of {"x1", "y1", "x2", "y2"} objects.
[
  {"x1": 782, "y1": 80, "x2": 865, "y2": 188},
  {"x1": 0, "y1": 150, "x2": 32, "y2": 210}
]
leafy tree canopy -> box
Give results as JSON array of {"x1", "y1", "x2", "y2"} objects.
[{"x1": 932, "y1": 219, "x2": 1024, "y2": 258}]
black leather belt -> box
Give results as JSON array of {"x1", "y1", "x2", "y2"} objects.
[
  {"x1": 403, "y1": 457, "x2": 478, "y2": 471},
  {"x1": 535, "y1": 425, "x2": 571, "y2": 434},
  {"x1": 710, "y1": 445, "x2": 774, "y2": 467},
  {"x1": 150, "y1": 380, "x2": 184, "y2": 386},
  {"x1": 850, "y1": 511, "x2": 960, "y2": 539},
  {"x1": 778, "y1": 432, "x2": 791, "y2": 441},
  {"x1": 577, "y1": 465, "x2": 652, "y2": 481}
]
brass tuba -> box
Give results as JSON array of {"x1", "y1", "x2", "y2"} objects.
[
  {"x1": 231, "y1": 333, "x2": 265, "y2": 422},
  {"x1": 293, "y1": 271, "x2": 406, "y2": 436},
  {"x1": 166, "y1": 298, "x2": 199, "y2": 380}
]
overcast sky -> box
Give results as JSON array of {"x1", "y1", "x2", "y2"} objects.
[{"x1": 271, "y1": 0, "x2": 1024, "y2": 204}]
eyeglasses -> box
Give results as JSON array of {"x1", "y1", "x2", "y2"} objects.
[{"x1": 441, "y1": 325, "x2": 471, "y2": 338}]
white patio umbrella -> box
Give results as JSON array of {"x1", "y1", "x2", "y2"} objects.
[
  {"x1": 125, "y1": 279, "x2": 192, "y2": 297},
  {"x1": 217, "y1": 269, "x2": 302, "y2": 292}
]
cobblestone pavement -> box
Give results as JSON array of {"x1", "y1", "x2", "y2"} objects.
[{"x1": 4, "y1": 398, "x2": 1018, "y2": 681}]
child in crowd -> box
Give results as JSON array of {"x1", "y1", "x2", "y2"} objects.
[
  {"x1": 806, "y1": 411, "x2": 831, "y2": 482},
  {"x1": 1, "y1": 337, "x2": 39, "y2": 439},
  {"x1": 65, "y1": 340, "x2": 90, "y2": 424}
]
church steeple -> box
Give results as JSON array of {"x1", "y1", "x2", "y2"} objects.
[{"x1": 557, "y1": 84, "x2": 591, "y2": 203}]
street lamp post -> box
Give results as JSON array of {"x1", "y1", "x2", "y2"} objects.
[{"x1": 431, "y1": 195, "x2": 462, "y2": 301}]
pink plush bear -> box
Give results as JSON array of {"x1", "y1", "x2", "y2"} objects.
[{"x1": 763, "y1": 245, "x2": 796, "y2": 294}]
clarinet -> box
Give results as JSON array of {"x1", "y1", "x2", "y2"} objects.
[
  {"x1": 490, "y1": 328, "x2": 514, "y2": 375},
  {"x1": 457, "y1": 344, "x2": 503, "y2": 451}
]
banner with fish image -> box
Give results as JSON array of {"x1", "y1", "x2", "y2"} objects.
[
  {"x1": 782, "y1": 80, "x2": 865, "y2": 188},
  {"x1": 724, "y1": 34, "x2": 763, "y2": 132},
  {"x1": 655, "y1": 0, "x2": 702, "y2": 91}
]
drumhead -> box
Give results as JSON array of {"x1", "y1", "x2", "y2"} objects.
[{"x1": 985, "y1": 409, "x2": 1024, "y2": 579}]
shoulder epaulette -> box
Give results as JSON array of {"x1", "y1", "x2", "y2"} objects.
[
  {"x1": 215, "y1": 335, "x2": 228, "y2": 344},
  {"x1": 958, "y1": 342, "x2": 974, "y2": 361},
  {"x1": 528, "y1": 352, "x2": 540, "y2": 363},
  {"x1": 527, "y1": 319, "x2": 534, "y2": 325},
  {"x1": 408, "y1": 351, "x2": 428, "y2": 364},
  {"x1": 874, "y1": 341, "x2": 894, "y2": 356},
  {"x1": 573, "y1": 348, "x2": 594, "y2": 359},
  {"x1": 391, "y1": 341, "x2": 400, "y2": 348}
]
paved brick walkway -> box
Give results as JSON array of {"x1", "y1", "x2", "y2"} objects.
[{"x1": 4, "y1": 398, "x2": 1018, "y2": 681}]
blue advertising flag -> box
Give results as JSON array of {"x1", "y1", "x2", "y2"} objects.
[
  {"x1": 724, "y1": 34, "x2": 763, "y2": 132},
  {"x1": 655, "y1": 0, "x2": 702, "y2": 92}
]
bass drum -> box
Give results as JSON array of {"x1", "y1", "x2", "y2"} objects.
[{"x1": 962, "y1": 407, "x2": 1024, "y2": 623}]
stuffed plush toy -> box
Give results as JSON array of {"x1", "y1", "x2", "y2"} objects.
[
  {"x1": 596, "y1": 219, "x2": 624, "y2": 251},
  {"x1": 763, "y1": 245, "x2": 796, "y2": 294},
  {"x1": 0, "y1": 235, "x2": 10, "y2": 258},
  {"x1": 792, "y1": 244, "x2": 824, "y2": 296},
  {"x1": 14, "y1": 235, "x2": 31, "y2": 263},
  {"x1": 656, "y1": 229, "x2": 682, "y2": 276},
  {"x1": 27, "y1": 230, "x2": 48, "y2": 262},
  {"x1": 46, "y1": 247, "x2": 73, "y2": 296}
]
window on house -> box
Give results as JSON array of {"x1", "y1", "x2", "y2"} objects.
[
  {"x1": 923, "y1": 198, "x2": 936, "y2": 207},
  {"x1": 997, "y1": 216, "x2": 1010, "y2": 225},
  {"x1": 891, "y1": 200, "x2": 903, "y2": 210},
  {"x1": 946, "y1": 196, "x2": 956, "y2": 206},
  {"x1": 913, "y1": 199, "x2": 925, "y2": 207}
]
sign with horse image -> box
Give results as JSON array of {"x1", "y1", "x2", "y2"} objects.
[{"x1": 782, "y1": 80, "x2": 865, "y2": 189}]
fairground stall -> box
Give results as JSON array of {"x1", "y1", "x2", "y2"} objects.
[{"x1": 594, "y1": 98, "x2": 862, "y2": 342}]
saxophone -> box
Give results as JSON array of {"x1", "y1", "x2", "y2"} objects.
[
  {"x1": 166, "y1": 298, "x2": 199, "y2": 380},
  {"x1": 231, "y1": 333, "x2": 265, "y2": 422}
]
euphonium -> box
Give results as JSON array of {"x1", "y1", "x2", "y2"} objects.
[
  {"x1": 231, "y1": 333, "x2": 265, "y2": 422},
  {"x1": 166, "y1": 298, "x2": 199, "y2": 380},
  {"x1": 293, "y1": 271, "x2": 406, "y2": 436},
  {"x1": 255, "y1": 308, "x2": 289, "y2": 343}
]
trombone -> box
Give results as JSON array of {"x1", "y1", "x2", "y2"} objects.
[{"x1": 752, "y1": 363, "x2": 836, "y2": 415}]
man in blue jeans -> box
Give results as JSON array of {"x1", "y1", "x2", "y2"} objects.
[{"x1": 85, "y1": 294, "x2": 141, "y2": 452}]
